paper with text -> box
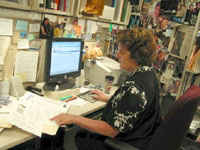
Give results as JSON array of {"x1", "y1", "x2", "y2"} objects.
[
  {"x1": 3, "y1": 45, "x2": 17, "y2": 79},
  {"x1": 0, "y1": 37, "x2": 11, "y2": 65},
  {"x1": 7, "y1": 92, "x2": 71, "y2": 137},
  {"x1": 14, "y1": 51, "x2": 39, "y2": 82},
  {"x1": 87, "y1": 20, "x2": 98, "y2": 33},
  {"x1": 16, "y1": 20, "x2": 28, "y2": 31},
  {"x1": 13, "y1": 31, "x2": 21, "y2": 44},
  {"x1": 30, "y1": 41, "x2": 41, "y2": 50},
  {"x1": 17, "y1": 39, "x2": 29, "y2": 49},
  {"x1": 0, "y1": 18, "x2": 13, "y2": 36},
  {"x1": 29, "y1": 23, "x2": 40, "y2": 32},
  {"x1": 78, "y1": 19, "x2": 85, "y2": 32}
]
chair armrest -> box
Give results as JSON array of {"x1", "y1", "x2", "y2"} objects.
[{"x1": 105, "y1": 138, "x2": 140, "y2": 150}]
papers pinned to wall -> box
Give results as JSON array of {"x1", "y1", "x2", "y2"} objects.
[
  {"x1": 0, "y1": 36, "x2": 11, "y2": 65},
  {"x1": 30, "y1": 41, "x2": 41, "y2": 50},
  {"x1": 14, "y1": 51, "x2": 39, "y2": 82},
  {"x1": 16, "y1": 20, "x2": 28, "y2": 31},
  {"x1": 78, "y1": 19, "x2": 85, "y2": 32},
  {"x1": 13, "y1": 31, "x2": 21, "y2": 44},
  {"x1": 3, "y1": 45, "x2": 17, "y2": 79},
  {"x1": 17, "y1": 39, "x2": 29, "y2": 49},
  {"x1": 29, "y1": 23, "x2": 40, "y2": 33},
  {"x1": 86, "y1": 20, "x2": 98, "y2": 33},
  {"x1": 0, "y1": 18, "x2": 13, "y2": 36}
]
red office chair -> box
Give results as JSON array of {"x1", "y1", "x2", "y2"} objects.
[{"x1": 105, "y1": 85, "x2": 200, "y2": 150}]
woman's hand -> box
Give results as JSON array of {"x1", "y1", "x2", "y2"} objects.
[
  {"x1": 50, "y1": 113, "x2": 76, "y2": 126},
  {"x1": 90, "y1": 89, "x2": 110, "y2": 102}
]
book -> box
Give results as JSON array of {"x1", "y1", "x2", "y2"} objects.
[
  {"x1": 121, "y1": 0, "x2": 128, "y2": 22},
  {"x1": 187, "y1": 49, "x2": 200, "y2": 73},
  {"x1": 113, "y1": 0, "x2": 124, "y2": 22},
  {"x1": 170, "y1": 25, "x2": 194, "y2": 59}
]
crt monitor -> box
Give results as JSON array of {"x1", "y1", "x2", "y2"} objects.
[{"x1": 44, "y1": 38, "x2": 84, "y2": 91}]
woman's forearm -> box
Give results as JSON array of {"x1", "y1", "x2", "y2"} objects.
[{"x1": 74, "y1": 115, "x2": 119, "y2": 138}]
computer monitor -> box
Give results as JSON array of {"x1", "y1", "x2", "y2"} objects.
[{"x1": 43, "y1": 38, "x2": 84, "y2": 91}]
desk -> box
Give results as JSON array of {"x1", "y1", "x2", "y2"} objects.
[
  {"x1": 0, "y1": 127, "x2": 34, "y2": 150},
  {"x1": 0, "y1": 95, "x2": 106, "y2": 150},
  {"x1": 0, "y1": 86, "x2": 117, "y2": 150}
]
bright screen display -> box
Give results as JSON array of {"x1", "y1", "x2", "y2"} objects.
[{"x1": 50, "y1": 41, "x2": 82, "y2": 76}]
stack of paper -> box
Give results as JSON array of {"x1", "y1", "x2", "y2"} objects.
[
  {"x1": 6, "y1": 92, "x2": 71, "y2": 137},
  {"x1": 0, "y1": 96, "x2": 13, "y2": 129}
]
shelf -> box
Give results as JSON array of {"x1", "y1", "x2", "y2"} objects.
[
  {"x1": 31, "y1": 8, "x2": 71, "y2": 16},
  {"x1": 0, "y1": 1, "x2": 31, "y2": 11},
  {"x1": 186, "y1": 69, "x2": 200, "y2": 74},
  {"x1": 75, "y1": 15, "x2": 128, "y2": 26},
  {"x1": 131, "y1": 12, "x2": 141, "y2": 16},
  {"x1": 169, "y1": 53, "x2": 186, "y2": 60}
]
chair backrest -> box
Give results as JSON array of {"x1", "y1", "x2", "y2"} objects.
[{"x1": 147, "y1": 85, "x2": 200, "y2": 150}]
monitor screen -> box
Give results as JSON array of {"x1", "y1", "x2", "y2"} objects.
[{"x1": 44, "y1": 38, "x2": 83, "y2": 91}]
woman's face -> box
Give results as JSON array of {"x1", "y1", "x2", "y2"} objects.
[{"x1": 116, "y1": 43, "x2": 136, "y2": 72}]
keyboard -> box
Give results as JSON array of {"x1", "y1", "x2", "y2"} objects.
[{"x1": 77, "y1": 90, "x2": 97, "y2": 103}]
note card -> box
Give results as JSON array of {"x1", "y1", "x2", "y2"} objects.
[
  {"x1": 0, "y1": 18, "x2": 13, "y2": 36},
  {"x1": 16, "y1": 20, "x2": 28, "y2": 31},
  {"x1": 17, "y1": 39, "x2": 29, "y2": 49},
  {"x1": 14, "y1": 51, "x2": 39, "y2": 82},
  {"x1": 29, "y1": 23, "x2": 40, "y2": 32}
]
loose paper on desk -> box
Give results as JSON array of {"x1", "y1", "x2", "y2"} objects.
[
  {"x1": 29, "y1": 23, "x2": 40, "y2": 32},
  {"x1": 0, "y1": 99, "x2": 13, "y2": 128},
  {"x1": 7, "y1": 92, "x2": 71, "y2": 137},
  {"x1": 14, "y1": 51, "x2": 39, "y2": 82},
  {"x1": 0, "y1": 18, "x2": 13, "y2": 36},
  {"x1": 68, "y1": 97, "x2": 86, "y2": 107}
]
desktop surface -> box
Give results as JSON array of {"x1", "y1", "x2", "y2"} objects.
[{"x1": 0, "y1": 85, "x2": 118, "y2": 150}]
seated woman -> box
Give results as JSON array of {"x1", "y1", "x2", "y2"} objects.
[{"x1": 51, "y1": 27, "x2": 161, "y2": 150}]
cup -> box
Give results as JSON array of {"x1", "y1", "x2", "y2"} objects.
[{"x1": 104, "y1": 75, "x2": 114, "y2": 94}]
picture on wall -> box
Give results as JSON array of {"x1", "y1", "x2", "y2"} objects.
[
  {"x1": 39, "y1": 17, "x2": 54, "y2": 39},
  {"x1": 171, "y1": 31, "x2": 185, "y2": 56}
]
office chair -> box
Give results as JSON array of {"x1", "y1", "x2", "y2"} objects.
[{"x1": 105, "y1": 85, "x2": 200, "y2": 150}]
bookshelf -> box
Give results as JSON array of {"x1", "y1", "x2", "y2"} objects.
[
  {"x1": 176, "y1": 12, "x2": 200, "y2": 98},
  {"x1": 30, "y1": 0, "x2": 75, "y2": 16},
  {"x1": 73, "y1": 0, "x2": 131, "y2": 26},
  {"x1": 0, "y1": 0, "x2": 74, "y2": 16}
]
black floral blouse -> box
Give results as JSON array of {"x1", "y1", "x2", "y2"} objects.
[{"x1": 101, "y1": 66, "x2": 161, "y2": 149}]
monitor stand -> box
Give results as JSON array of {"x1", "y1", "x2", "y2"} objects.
[{"x1": 43, "y1": 79, "x2": 76, "y2": 91}]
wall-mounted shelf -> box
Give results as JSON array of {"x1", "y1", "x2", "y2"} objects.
[
  {"x1": 131, "y1": 12, "x2": 141, "y2": 16},
  {"x1": 31, "y1": 8, "x2": 71, "y2": 16},
  {"x1": 186, "y1": 69, "x2": 200, "y2": 74},
  {"x1": 169, "y1": 53, "x2": 186, "y2": 60},
  {"x1": 0, "y1": 1, "x2": 31, "y2": 11},
  {"x1": 74, "y1": 15, "x2": 128, "y2": 26}
]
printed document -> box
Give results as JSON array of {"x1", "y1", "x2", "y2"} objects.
[
  {"x1": 7, "y1": 92, "x2": 71, "y2": 137},
  {"x1": 14, "y1": 51, "x2": 39, "y2": 82}
]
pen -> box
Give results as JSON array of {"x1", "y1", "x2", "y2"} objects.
[
  {"x1": 64, "y1": 96, "x2": 77, "y2": 102},
  {"x1": 60, "y1": 96, "x2": 73, "y2": 101}
]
